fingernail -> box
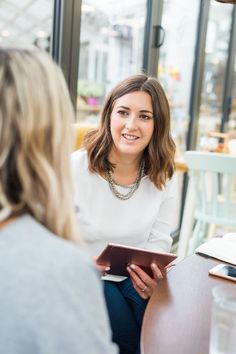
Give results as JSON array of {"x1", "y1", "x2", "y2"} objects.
[
  {"x1": 151, "y1": 263, "x2": 156, "y2": 269},
  {"x1": 127, "y1": 266, "x2": 131, "y2": 272},
  {"x1": 105, "y1": 266, "x2": 110, "y2": 271},
  {"x1": 130, "y1": 264, "x2": 136, "y2": 270}
]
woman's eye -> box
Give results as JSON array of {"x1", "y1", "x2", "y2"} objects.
[
  {"x1": 117, "y1": 110, "x2": 128, "y2": 116},
  {"x1": 140, "y1": 115, "x2": 151, "y2": 121}
]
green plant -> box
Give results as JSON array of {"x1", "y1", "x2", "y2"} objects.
[{"x1": 77, "y1": 80, "x2": 103, "y2": 97}]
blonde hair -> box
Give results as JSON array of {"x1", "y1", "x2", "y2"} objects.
[{"x1": 0, "y1": 48, "x2": 79, "y2": 242}]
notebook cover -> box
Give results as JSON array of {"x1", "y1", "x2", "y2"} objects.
[{"x1": 97, "y1": 243, "x2": 177, "y2": 277}]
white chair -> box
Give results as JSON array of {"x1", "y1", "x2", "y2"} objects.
[{"x1": 178, "y1": 151, "x2": 236, "y2": 258}]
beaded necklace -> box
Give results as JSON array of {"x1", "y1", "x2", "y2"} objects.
[{"x1": 106, "y1": 161, "x2": 145, "y2": 200}]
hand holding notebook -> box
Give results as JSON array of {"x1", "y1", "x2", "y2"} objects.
[{"x1": 96, "y1": 243, "x2": 177, "y2": 277}]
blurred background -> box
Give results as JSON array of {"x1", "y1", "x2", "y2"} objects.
[{"x1": 1, "y1": 0, "x2": 235, "y2": 243}]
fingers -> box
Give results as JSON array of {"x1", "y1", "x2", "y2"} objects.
[
  {"x1": 92, "y1": 256, "x2": 110, "y2": 275},
  {"x1": 151, "y1": 263, "x2": 166, "y2": 281},
  {"x1": 127, "y1": 263, "x2": 167, "y2": 299},
  {"x1": 129, "y1": 264, "x2": 154, "y2": 284},
  {"x1": 127, "y1": 264, "x2": 155, "y2": 299},
  {"x1": 129, "y1": 263, "x2": 165, "y2": 283},
  {"x1": 128, "y1": 269, "x2": 151, "y2": 299},
  {"x1": 96, "y1": 264, "x2": 110, "y2": 274}
]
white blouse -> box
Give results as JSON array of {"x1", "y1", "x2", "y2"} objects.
[{"x1": 71, "y1": 149, "x2": 178, "y2": 258}]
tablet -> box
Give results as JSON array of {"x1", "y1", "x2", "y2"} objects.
[{"x1": 96, "y1": 243, "x2": 177, "y2": 277}]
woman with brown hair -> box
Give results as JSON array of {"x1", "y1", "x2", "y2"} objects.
[
  {"x1": 0, "y1": 48, "x2": 117, "y2": 354},
  {"x1": 72, "y1": 74, "x2": 177, "y2": 353}
]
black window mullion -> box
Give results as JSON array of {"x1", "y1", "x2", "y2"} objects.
[
  {"x1": 186, "y1": 0, "x2": 210, "y2": 150},
  {"x1": 142, "y1": 0, "x2": 163, "y2": 76},
  {"x1": 51, "y1": 0, "x2": 82, "y2": 109},
  {"x1": 51, "y1": 0, "x2": 62, "y2": 62}
]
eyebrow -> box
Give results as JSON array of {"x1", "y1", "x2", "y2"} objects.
[{"x1": 117, "y1": 106, "x2": 153, "y2": 115}]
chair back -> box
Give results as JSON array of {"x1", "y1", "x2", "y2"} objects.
[
  {"x1": 73, "y1": 123, "x2": 96, "y2": 151},
  {"x1": 185, "y1": 151, "x2": 236, "y2": 226}
]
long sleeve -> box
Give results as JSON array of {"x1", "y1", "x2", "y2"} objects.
[{"x1": 145, "y1": 174, "x2": 178, "y2": 252}]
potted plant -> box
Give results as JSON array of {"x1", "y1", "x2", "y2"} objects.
[{"x1": 77, "y1": 80, "x2": 103, "y2": 106}]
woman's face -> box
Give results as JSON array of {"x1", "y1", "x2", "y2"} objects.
[{"x1": 109, "y1": 91, "x2": 154, "y2": 160}]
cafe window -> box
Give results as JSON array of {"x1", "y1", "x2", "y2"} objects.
[
  {"x1": 154, "y1": 0, "x2": 200, "y2": 235},
  {"x1": 229, "y1": 60, "x2": 236, "y2": 127},
  {"x1": 0, "y1": 0, "x2": 54, "y2": 51},
  {"x1": 77, "y1": 0, "x2": 147, "y2": 123},
  {"x1": 157, "y1": 0, "x2": 200, "y2": 157},
  {"x1": 197, "y1": 1, "x2": 234, "y2": 149}
]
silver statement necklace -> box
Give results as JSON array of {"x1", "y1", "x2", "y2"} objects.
[{"x1": 106, "y1": 161, "x2": 145, "y2": 200}]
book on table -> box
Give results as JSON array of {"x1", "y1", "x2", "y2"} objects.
[{"x1": 195, "y1": 233, "x2": 236, "y2": 266}]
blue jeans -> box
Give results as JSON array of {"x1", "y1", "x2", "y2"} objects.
[{"x1": 104, "y1": 278, "x2": 148, "y2": 354}]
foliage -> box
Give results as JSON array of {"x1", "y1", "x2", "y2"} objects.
[{"x1": 77, "y1": 80, "x2": 103, "y2": 97}]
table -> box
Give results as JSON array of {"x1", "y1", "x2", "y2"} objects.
[{"x1": 141, "y1": 254, "x2": 233, "y2": 354}]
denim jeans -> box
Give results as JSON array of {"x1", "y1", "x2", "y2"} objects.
[{"x1": 104, "y1": 278, "x2": 148, "y2": 354}]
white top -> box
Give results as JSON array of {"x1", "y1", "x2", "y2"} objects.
[{"x1": 72, "y1": 149, "x2": 178, "y2": 258}]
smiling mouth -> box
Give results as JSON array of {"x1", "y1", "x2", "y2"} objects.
[{"x1": 122, "y1": 133, "x2": 139, "y2": 141}]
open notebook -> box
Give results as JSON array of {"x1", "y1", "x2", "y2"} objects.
[{"x1": 195, "y1": 233, "x2": 236, "y2": 265}]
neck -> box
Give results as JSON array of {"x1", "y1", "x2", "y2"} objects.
[{"x1": 108, "y1": 150, "x2": 143, "y2": 185}]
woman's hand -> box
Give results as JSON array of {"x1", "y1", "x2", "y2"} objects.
[
  {"x1": 93, "y1": 256, "x2": 110, "y2": 275},
  {"x1": 127, "y1": 263, "x2": 167, "y2": 299}
]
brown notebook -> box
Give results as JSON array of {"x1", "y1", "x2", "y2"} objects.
[{"x1": 96, "y1": 243, "x2": 177, "y2": 277}]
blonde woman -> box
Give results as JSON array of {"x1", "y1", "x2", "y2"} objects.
[{"x1": 0, "y1": 48, "x2": 117, "y2": 354}]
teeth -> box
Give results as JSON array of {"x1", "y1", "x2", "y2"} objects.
[{"x1": 123, "y1": 134, "x2": 138, "y2": 140}]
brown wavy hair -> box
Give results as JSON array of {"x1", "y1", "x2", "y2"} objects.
[{"x1": 83, "y1": 74, "x2": 176, "y2": 189}]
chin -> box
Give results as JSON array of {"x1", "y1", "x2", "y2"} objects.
[{"x1": 118, "y1": 146, "x2": 143, "y2": 157}]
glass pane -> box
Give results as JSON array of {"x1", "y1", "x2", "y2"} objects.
[
  {"x1": 228, "y1": 57, "x2": 236, "y2": 135},
  {"x1": 197, "y1": 1, "x2": 233, "y2": 149},
  {"x1": 77, "y1": 0, "x2": 147, "y2": 123},
  {"x1": 157, "y1": 0, "x2": 200, "y2": 158},
  {"x1": 0, "y1": 0, "x2": 54, "y2": 52},
  {"x1": 157, "y1": 0, "x2": 200, "y2": 234}
]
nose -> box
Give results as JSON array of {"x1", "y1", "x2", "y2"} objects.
[{"x1": 125, "y1": 115, "x2": 138, "y2": 131}]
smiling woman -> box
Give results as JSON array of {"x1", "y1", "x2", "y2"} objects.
[
  {"x1": 71, "y1": 73, "x2": 177, "y2": 354},
  {"x1": 109, "y1": 91, "x2": 154, "y2": 171}
]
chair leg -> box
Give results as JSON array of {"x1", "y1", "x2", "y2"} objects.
[
  {"x1": 201, "y1": 222, "x2": 209, "y2": 244},
  {"x1": 178, "y1": 177, "x2": 196, "y2": 259},
  {"x1": 187, "y1": 220, "x2": 206, "y2": 255},
  {"x1": 207, "y1": 223, "x2": 216, "y2": 240}
]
